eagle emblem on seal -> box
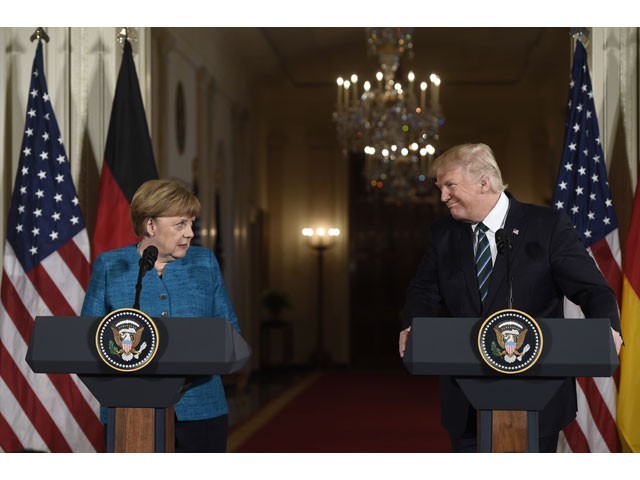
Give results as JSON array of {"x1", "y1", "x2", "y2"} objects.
[
  {"x1": 492, "y1": 321, "x2": 531, "y2": 364},
  {"x1": 110, "y1": 324, "x2": 147, "y2": 361},
  {"x1": 96, "y1": 308, "x2": 159, "y2": 372},
  {"x1": 478, "y1": 309, "x2": 543, "y2": 374}
]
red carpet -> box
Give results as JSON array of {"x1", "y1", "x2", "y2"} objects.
[{"x1": 229, "y1": 370, "x2": 451, "y2": 452}]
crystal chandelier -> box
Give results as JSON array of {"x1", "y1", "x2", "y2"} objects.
[{"x1": 333, "y1": 28, "x2": 444, "y2": 203}]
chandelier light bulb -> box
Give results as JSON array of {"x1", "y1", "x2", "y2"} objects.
[
  {"x1": 302, "y1": 228, "x2": 314, "y2": 237},
  {"x1": 337, "y1": 77, "x2": 344, "y2": 86},
  {"x1": 426, "y1": 144, "x2": 436, "y2": 155},
  {"x1": 429, "y1": 74, "x2": 441, "y2": 109},
  {"x1": 328, "y1": 228, "x2": 340, "y2": 237},
  {"x1": 332, "y1": 27, "x2": 444, "y2": 203},
  {"x1": 316, "y1": 228, "x2": 326, "y2": 237}
]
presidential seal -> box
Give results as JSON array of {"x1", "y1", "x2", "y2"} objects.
[
  {"x1": 95, "y1": 308, "x2": 159, "y2": 372},
  {"x1": 477, "y1": 309, "x2": 543, "y2": 374}
]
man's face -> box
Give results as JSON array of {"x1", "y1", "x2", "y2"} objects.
[{"x1": 435, "y1": 166, "x2": 486, "y2": 223}]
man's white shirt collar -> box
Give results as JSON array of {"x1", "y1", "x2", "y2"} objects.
[{"x1": 474, "y1": 192, "x2": 509, "y2": 234}]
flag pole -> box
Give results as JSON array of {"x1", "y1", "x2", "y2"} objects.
[
  {"x1": 29, "y1": 27, "x2": 49, "y2": 43},
  {"x1": 117, "y1": 27, "x2": 137, "y2": 45},
  {"x1": 569, "y1": 27, "x2": 589, "y2": 38},
  {"x1": 569, "y1": 27, "x2": 590, "y2": 48}
]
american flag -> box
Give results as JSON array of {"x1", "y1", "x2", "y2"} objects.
[
  {"x1": 552, "y1": 38, "x2": 622, "y2": 453},
  {"x1": 0, "y1": 40, "x2": 103, "y2": 452}
]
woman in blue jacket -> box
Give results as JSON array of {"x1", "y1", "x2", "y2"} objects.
[{"x1": 82, "y1": 178, "x2": 240, "y2": 452}]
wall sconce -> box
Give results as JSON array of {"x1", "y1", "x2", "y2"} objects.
[{"x1": 300, "y1": 226, "x2": 340, "y2": 366}]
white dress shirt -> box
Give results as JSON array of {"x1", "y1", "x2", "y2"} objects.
[{"x1": 472, "y1": 192, "x2": 510, "y2": 265}]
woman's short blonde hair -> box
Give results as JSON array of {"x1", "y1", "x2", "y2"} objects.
[
  {"x1": 430, "y1": 143, "x2": 508, "y2": 193},
  {"x1": 130, "y1": 178, "x2": 201, "y2": 237}
]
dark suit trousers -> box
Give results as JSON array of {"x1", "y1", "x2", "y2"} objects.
[{"x1": 175, "y1": 414, "x2": 228, "y2": 453}]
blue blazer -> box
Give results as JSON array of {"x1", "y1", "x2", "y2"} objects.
[{"x1": 81, "y1": 244, "x2": 240, "y2": 421}]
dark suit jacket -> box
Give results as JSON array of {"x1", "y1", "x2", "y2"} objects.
[{"x1": 402, "y1": 194, "x2": 620, "y2": 436}]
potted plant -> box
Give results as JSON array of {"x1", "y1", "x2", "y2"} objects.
[{"x1": 261, "y1": 289, "x2": 292, "y2": 321}]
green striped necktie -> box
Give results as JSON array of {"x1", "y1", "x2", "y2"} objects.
[{"x1": 475, "y1": 222, "x2": 492, "y2": 305}]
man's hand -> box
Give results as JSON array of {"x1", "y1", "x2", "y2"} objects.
[
  {"x1": 611, "y1": 328, "x2": 623, "y2": 355},
  {"x1": 399, "y1": 326, "x2": 411, "y2": 358}
]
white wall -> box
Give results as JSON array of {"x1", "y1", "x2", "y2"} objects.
[
  {"x1": 591, "y1": 28, "x2": 638, "y2": 187},
  {"x1": 150, "y1": 28, "x2": 263, "y2": 368}
]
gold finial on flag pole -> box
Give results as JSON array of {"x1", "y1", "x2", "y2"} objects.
[
  {"x1": 30, "y1": 27, "x2": 50, "y2": 43},
  {"x1": 569, "y1": 28, "x2": 590, "y2": 38},
  {"x1": 570, "y1": 28, "x2": 590, "y2": 47},
  {"x1": 117, "y1": 27, "x2": 137, "y2": 46}
]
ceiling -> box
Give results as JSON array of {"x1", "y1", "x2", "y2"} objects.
[
  {"x1": 232, "y1": 27, "x2": 570, "y2": 88},
  {"x1": 168, "y1": 26, "x2": 573, "y2": 203}
]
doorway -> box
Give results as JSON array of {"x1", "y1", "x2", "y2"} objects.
[{"x1": 348, "y1": 153, "x2": 446, "y2": 368}]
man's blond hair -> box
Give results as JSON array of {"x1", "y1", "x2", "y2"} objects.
[{"x1": 430, "y1": 143, "x2": 508, "y2": 193}]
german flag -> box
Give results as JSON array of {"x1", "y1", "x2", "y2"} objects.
[
  {"x1": 92, "y1": 39, "x2": 158, "y2": 261},
  {"x1": 618, "y1": 178, "x2": 640, "y2": 452}
]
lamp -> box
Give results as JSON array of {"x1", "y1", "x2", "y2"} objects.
[
  {"x1": 333, "y1": 27, "x2": 444, "y2": 203},
  {"x1": 301, "y1": 226, "x2": 340, "y2": 366}
]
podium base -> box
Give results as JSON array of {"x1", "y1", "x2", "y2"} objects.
[
  {"x1": 107, "y1": 407, "x2": 175, "y2": 452},
  {"x1": 478, "y1": 410, "x2": 538, "y2": 452}
]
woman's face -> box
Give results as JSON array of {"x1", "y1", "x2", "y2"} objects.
[{"x1": 147, "y1": 215, "x2": 195, "y2": 262}]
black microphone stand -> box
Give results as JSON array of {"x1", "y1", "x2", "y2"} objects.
[
  {"x1": 504, "y1": 240, "x2": 513, "y2": 309},
  {"x1": 496, "y1": 230, "x2": 513, "y2": 309},
  {"x1": 134, "y1": 266, "x2": 146, "y2": 310}
]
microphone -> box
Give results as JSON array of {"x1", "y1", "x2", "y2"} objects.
[
  {"x1": 139, "y1": 245, "x2": 158, "y2": 273},
  {"x1": 495, "y1": 229, "x2": 513, "y2": 309},
  {"x1": 134, "y1": 245, "x2": 158, "y2": 310}
]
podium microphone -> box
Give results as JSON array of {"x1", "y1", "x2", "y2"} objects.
[
  {"x1": 134, "y1": 245, "x2": 158, "y2": 309},
  {"x1": 495, "y1": 229, "x2": 513, "y2": 309}
]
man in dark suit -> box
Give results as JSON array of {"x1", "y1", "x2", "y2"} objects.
[{"x1": 399, "y1": 143, "x2": 623, "y2": 453}]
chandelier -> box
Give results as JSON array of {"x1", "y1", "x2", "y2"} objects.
[{"x1": 333, "y1": 28, "x2": 444, "y2": 203}]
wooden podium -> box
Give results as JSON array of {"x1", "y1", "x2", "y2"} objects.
[
  {"x1": 403, "y1": 316, "x2": 618, "y2": 452},
  {"x1": 26, "y1": 315, "x2": 251, "y2": 452}
]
